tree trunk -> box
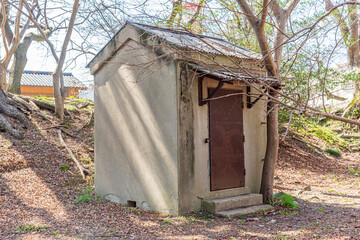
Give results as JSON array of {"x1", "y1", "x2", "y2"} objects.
[
  {"x1": 348, "y1": 2, "x2": 360, "y2": 94},
  {"x1": 8, "y1": 34, "x2": 33, "y2": 94},
  {"x1": 260, "y1": 91, "x2": 279, "y2": 203},
  {"x1": 53, "y1": 0, "x2": 80, "y2": 121},
  {"x1": 235, "y1": 0, "x2": 300, "y2": 202},
  {"x1": 53, "y1": 75, "x2": 65, "y2": 121},
  {"x1": 0, "y1": 61, "x2": 9, "y2": 90}
]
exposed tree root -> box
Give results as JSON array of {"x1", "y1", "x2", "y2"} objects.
[
  {"x1": 0, "y1": 90, "x2": 30, "y2": 128},
  {"x1": 0, "y1": 90, "x2": 31, "y2": 139},
  {"x1": 57, "y1": 129, "x2": 89, "y2": 179},
  {"x1": 17, "y1": 95, "x2": 71, "y2": 117},
  {"x1": 0, "y1": 114, "x2": 23, "y2": 139},
  {"x1": 0, "y1": 91, "x2": 75, "y2": 139}
]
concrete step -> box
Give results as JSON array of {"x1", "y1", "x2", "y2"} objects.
[
  {"x1": 217, "y1": 204, "x2": 274, "y2": 218},
  {"x1": 203, "y1": 193, "x2": 263, "y2": 213}
]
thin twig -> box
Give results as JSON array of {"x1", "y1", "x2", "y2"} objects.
[{"x1": 281, "y1": 111, "x2": 293, "y2": 142}]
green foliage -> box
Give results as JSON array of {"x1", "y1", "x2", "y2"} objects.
[
  {"x1": 325, "y1": 148, "x2": 341, "y2": 157},
  {"x1": 186, "y1": 211, "x2": 214, "y2": 221},
  {"x1": 60, "y1": 164, "x2": 69, "y2": 171},
  {"x1": 280, "y1": 210, "x2": 298, "y2": 215},
  {"x1": 279, "y1": 109, "x2": 348, "y2": 149},
  {"x1": 344, "y1": 93, "x2": 360, "y2": 119},
  {"x1": 273, "y1": 192, "x2": 298, "y2": 209},
  {"x1": 348, "y1": 167, "x2": 360, "y2": 175},
  {"x1": 75, "y1": 186, "x2": 93, "y2": 204},
  {"x1": 15, "y1": 224, "x2": 47, "y2": 232},
  {"x1": 80, "y1": 158, "x2": 92, "y2": 163},
  {"x1": 35, "y1": 96, "x2": 55, "y2": 104},
  {"x1": 309, "y1": 125, "x2": 346, "y2": 147}
]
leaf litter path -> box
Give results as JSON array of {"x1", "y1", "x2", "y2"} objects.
[{"x1": 1, "y1": 111, "x2": 360, "y2": 239}]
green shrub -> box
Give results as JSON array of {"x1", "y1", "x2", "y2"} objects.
[
  {"x1": 273, "y1": 192, "x2": 298, "y2": 209},
  {"x1": 325, "y1": 148, "x2": 341, "y2": 157}
]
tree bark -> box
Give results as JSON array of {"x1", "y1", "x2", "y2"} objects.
[
  {"x1": 236, "y1": 0, "x2": 299, "y2": 202},
  {"x1": 348, "y1": 2, "x2": 360, "y2": 94},
  {"x1": 8, "y1": 34, "x2": 34, "y2": 94},
  {"x1": 0, "y1": 89, "x2": 31, "y2": 139},
  {"x1": 0, "y1": 62, "x2": 8, "y2": 90},
  {"x1": 260, "y1": 91, "x2": 279, "y2": 203},
  {"x1": 53, "y1": 0, "x2": 80, "y2": 121}
]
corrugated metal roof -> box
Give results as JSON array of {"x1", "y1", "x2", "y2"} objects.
[
  {"x1": 128, "y1": 22, "x2": 262, "y2": 60},
  {"x1": 19, "y1": 71, "x2": 86, "y2": 88},
  {"x1": 188, "y1": 63, "x2": 280, "y2": 85},
  {"x1": 87, "y1": 21, "x2": 263, "y2": 68}
]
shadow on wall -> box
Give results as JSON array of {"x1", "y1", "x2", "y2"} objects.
[{"x1": 95, "y1": 53, "x2": 178, "y2": 213}]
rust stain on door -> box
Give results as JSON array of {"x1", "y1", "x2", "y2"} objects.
[{"x1": 208, "y1": 88, "x2": 245, "y2": 191}]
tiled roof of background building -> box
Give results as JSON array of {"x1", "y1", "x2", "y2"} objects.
[{"x1": 20, "y1": 71, "x2": 86, "y2": 88}]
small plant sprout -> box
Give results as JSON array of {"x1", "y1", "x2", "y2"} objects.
[
  {"x1": 348, "y1": 167, "x2": 360, "y2": 175},
  {"x1": 60, "y1": 164, "x2": 69, "y2": 171},
  {"x1": 75, "y1": 186, "x2": 93, "y2": 204},
  {"x1": 15, "y1": 224, "x2": 47, "y2": 233},
  {"x1": 280, "y1": 210, "x2": 298, "y2": 215}
]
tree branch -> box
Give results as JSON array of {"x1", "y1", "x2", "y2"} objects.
[
  {"x1": 260, "y1": 0, "x2": 270, "y2": 30},
  {"x1": 187, "y1": 0, "x2": 204, "y2": 26},
  {"x1": 284, "y1": 0, "x2": 301, "y2": 13}
]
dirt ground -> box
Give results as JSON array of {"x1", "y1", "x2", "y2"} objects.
[{"x1": 1, "y1": 105, "x2": 360, "y2": 239}]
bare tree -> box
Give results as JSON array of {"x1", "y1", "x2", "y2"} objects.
[
  {"x1": 23, "y1": 0, "x2": 80, "y2": 121},
  {"x1": 325, "y1": 0, "x2": 360, "y2": 92}
]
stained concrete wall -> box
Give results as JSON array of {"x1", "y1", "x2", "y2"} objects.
[
  {"x1": 90, "y1": 23, "x2": 268, "y2": 215},
  {"x1": 93, "y1": 38, "x2": 179, "y2": 215},
  {"x1": 178, "y1": 72, "x2": 268, "y2": 213}
]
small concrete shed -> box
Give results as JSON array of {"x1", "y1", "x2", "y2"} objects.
[{"x1": 87, "y1": 22, "x2": 280, "y2": 216}]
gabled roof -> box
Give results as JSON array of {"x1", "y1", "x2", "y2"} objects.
[
  {"x1": 87, "y1": 21, "x2": 262, "y2": 69},
  {"x1": 20, "y1": 71, "x2": 86, "y2": 88},
  {"x1": 127, "y1": 22, "x2": 262, "y2": 60}
]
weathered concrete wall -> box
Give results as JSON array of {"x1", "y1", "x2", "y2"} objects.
[
  {"x1": 177, "y1": 62, "x2": 198, "y2": 214},
  {"x1": 93, "y1": 38, "x2": 179, "y2": 214},
  {"x1": 189, "y1": 77, "x2": 267, "y2": 205}
]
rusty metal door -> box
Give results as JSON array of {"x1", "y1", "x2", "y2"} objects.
[{"x1": 208, "y1": 88, "x2": 245, "y2": 191}]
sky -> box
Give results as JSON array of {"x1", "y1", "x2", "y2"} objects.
[
  {"x1": 10, "y1": 0, "x2": 352, "y2": 87},
  {"x1": 18, "y1": 0, "x2": 171, "y2": 86}
]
